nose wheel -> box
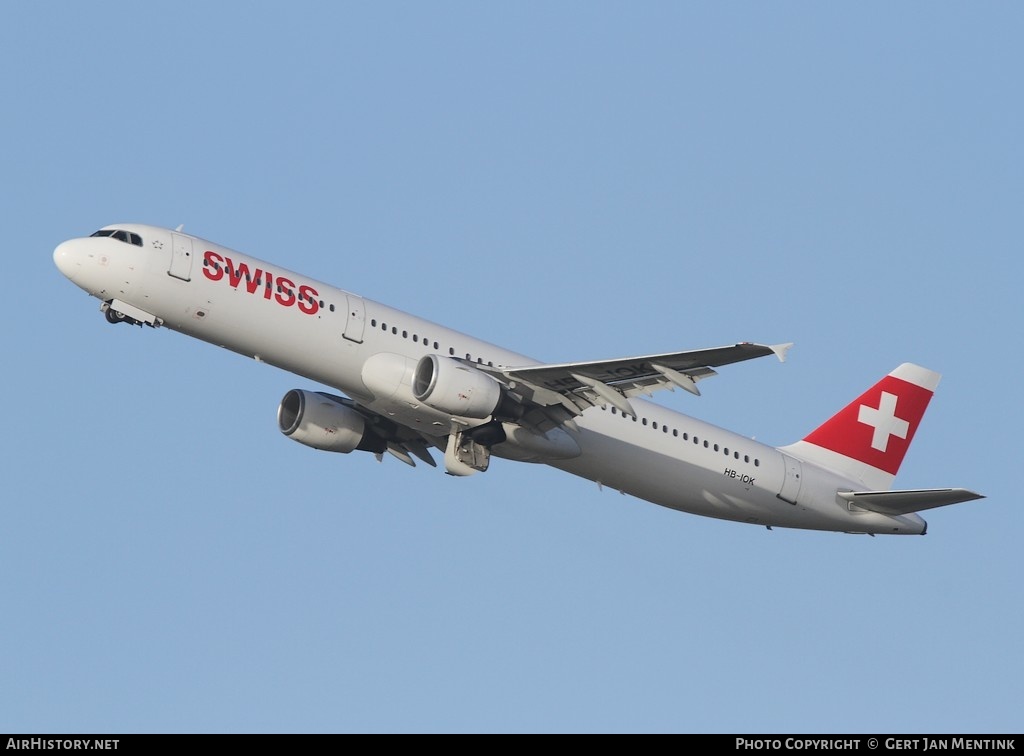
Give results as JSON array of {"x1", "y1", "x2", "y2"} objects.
[{"x1": 103, "y1": 302, "x2": 139, "y2": 326}]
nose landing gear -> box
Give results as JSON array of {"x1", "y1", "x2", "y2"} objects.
[
  {"x1": 104, "y1": 305, "x2": 136, "y2": 325},
  {"x1": 100, "y1": 300, "x2": 154, "y2": 327}
]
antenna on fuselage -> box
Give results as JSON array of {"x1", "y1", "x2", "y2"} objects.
[{"x1": 175, "y1": 224, "x2": 184, "y2": 232}]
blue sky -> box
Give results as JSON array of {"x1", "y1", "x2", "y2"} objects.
[{"x1": 3, "y1": 1, "x2": 1020, "y2": 733}]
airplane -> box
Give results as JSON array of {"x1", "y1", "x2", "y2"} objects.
[{"x1": 53, "y1": 224, "x2": 983, "y2": 535}]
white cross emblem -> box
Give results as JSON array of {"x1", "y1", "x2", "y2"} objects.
[{"x1": 858, "y1": 391, "x2": 910, "y2": 452}]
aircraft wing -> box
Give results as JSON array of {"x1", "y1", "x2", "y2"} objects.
[{"x1": 497, "y1": 342, "x2": 792, "y2": 419}]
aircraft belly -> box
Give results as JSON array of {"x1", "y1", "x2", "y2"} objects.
[
  {"x1": 550, "y1": 431, "x2": 760, "y2": 522},
  {"x1": 549, "y1": 424, "x2": 858, "y2": 531}
]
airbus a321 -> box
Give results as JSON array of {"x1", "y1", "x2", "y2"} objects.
[{"x1": 53, "y1": 224, "x2": 983, "y2": 535}]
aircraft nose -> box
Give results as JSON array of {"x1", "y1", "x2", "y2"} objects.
[{"x1": 53, "y1": 240, "x2": 77, "y2": 279}]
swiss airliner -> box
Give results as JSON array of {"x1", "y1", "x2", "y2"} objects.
[{"x1": 53, "y1": 224, "x2": 983, "y2": 535}]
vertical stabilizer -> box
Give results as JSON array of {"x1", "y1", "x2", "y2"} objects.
[{"x1": 781, "y1": 363, "x2": 939, "y2": 490}]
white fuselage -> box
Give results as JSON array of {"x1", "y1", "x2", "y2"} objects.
[{"x1": 53, "y1": 224, "x2": 927, "y2": 534}]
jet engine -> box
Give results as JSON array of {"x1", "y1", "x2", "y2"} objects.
[
  {"x1": 277, "y1": 389, "x2": 384, "y2": 453},
  {"x1": 412, "y1": 355, "x2": 506, "y2": 419}
]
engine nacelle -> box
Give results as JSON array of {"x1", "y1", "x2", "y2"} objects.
[
  {"x1": 413, "y1": 355, "x2": 503, "y2": 419},
  {"x1": 278, "y1": 389, "x2": 370, "y2": 453}
]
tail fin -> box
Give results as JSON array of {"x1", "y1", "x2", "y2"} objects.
[{"x1": 781, "y1": 363, "x2": 939, "y2": 490}]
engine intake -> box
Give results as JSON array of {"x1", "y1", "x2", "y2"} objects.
[
  {"x1": 412, "y1": 355, "x2": 504, "y2": 419},
  {"x1": 278, "y1": 389, "x2": 382, "y2": 453}
]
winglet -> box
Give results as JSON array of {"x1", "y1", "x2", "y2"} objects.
[{"x1": 770, "y1": 342, "x2": 794, "y2": 363}]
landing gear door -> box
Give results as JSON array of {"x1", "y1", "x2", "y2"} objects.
[
  {"x1": 169, "y1": 233, "x2": 193, "y2": 282},
  {"x1": 343, "y1": 294, "x2": 366, "y2": 343},
  {"x1": 778, "y1": 453, "x2": 803, "y2": 505}
]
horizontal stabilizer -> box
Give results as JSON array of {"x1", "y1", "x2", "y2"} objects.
[{"x1": 838, "y1": 488, "x2": 985, "y2": 516}]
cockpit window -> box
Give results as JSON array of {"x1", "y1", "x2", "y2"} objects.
[{"x1": 90, "y1": 229, "x2": 143, "y2": 247}]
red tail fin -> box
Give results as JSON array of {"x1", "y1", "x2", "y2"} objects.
[{"x1": 783, "y1": 364, "x2": 939, "y2": 489}]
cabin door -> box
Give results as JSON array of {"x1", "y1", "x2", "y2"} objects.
[
  {"x1": 343, "y1": 294, "x2": 366, "y2": 343},
  {"x1": 169, "y1": 233, "x2": 193, "y2": 281},
  {"x1": 777, "y1": 453, "x2": 803, "y2": 505}
]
